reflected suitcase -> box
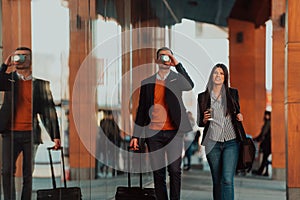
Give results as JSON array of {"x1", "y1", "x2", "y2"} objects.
[
  {"x1": 115, "y1": 186, "x2": 156, "y2": 200},
  {"x1": 115, "y1": 148, "x2": 156, "y2": 200},
  {"x1": 36, "y1": 147, "x2": 82, "y2": 200}
]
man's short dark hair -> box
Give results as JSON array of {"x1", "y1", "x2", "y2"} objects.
[
  {"x1": 15, "y1": 46, "x2": 32, "y2": 53},
  {"x1": 156, "y1": 47, "x2": 173, "y2": 59}
]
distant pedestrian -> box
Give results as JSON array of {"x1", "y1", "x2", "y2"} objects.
[
  {"x1": 197, "y1": 63, "x2": 244, "y2": 200},
  {"x1": 252, "y1": 110, "x2": 271, "y2": 176},
  {"x1": 183, "y1": 111, "x2": 200, "y2": 171},
  {"x1": 96, "y1": 110, "x2": 122, "y2": 178}
]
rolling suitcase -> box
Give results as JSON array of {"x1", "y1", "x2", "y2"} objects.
[
  {"x1": 36, "y1": 147, "x2": 82, "y2": 200},
  {"x1": 115, "y1": 148, "x2": 156, "y2": 200}
]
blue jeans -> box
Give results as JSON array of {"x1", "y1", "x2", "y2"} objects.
[
  {"x1": 145, "y1": 129, "x2": 183, "y2": 200},
  {"x1": 2, "y1": 131, "x2": 34, "y2": 200},
  {"x1": 206, "y1": 139, "x2": 239, "y2": 200}
]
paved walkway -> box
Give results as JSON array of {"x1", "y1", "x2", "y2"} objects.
[
  {"x1": 28, "y1": 165, "x2": 286, "y2": 200},
  {"x1": 181, "y1": 169, "x2": 286, "y2": 200},
  {"x1": 24, "y1": 139, "x2": 286, "y2": 199},
  {"x1": 2, "y1": 149, "x2": 285, "y2": 200}
]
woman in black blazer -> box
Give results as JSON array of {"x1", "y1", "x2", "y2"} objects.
[{"x1": 197, "y1": 63, "x2": 243, "y2": 200}]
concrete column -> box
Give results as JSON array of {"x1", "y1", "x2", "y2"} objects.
[
  {"x1": 1, "y1": 0, "x2": 31, "y2": 56},
  {"x1": 285, "y1": 0, "x2": 300, "y2": 199},
  {"x1": 68, "y1": 0, "x2": 96, "y2": 180},
  {"x1": 121, "y1": 18, "x2": 163, "y2": 136},
  {"x1": 228, "y1": 19, "x2": 266, "y2": 137},
  {"x1": 121, "y1": 0, "x2": 132, "y2": 138},
  {"x1": 131, "y1": 20, "x2": 163, "y2": 122},
  {"x1": 271, "y1": 0, "x2": 286, "y2": 181}
]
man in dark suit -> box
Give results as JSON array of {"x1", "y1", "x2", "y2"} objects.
[
  {"x1": 130, "y1": 47, "x2": 194, "y2": 200},
  {"x1": 0, "y1": 47, "x2": 61, "y2": 200}
]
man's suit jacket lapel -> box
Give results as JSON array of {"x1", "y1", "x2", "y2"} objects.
[
  {"x1": 33, "y1": 79, "x2": 39, "y2": 115},
  {"x1": 33, "y1": 79, "x2": 48, "y2": 116},
  {"x1": 145, "y1": 74, "x2": 156, "y2": 104},
  {"x1": 165, "y1": 71, "x2": 177, "y2": 86}
]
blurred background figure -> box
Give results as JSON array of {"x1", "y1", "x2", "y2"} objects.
[
  {"x1": 183, "y1": 111, "x2": 200, "y2": 171},
  {"x1": 96, "y1": 110, "x2": 123, "y2": 178},
  {"x1": 252, "y1": 110, "x2": 271, "y2": 176}
]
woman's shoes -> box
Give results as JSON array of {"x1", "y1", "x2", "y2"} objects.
[
  {"x1": 251, "y1": 170, "x2": 262, "y2": 175},
  {"x1": 263, "y1": 172, "x2": 269, "y2": 177},
  {"x1": 252, "y1": 169, "x2": 269, "y2": 176}
]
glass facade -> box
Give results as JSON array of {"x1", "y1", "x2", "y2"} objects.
[{"x1": 0, "y1": 0, "x2": 231, "y2": 199}]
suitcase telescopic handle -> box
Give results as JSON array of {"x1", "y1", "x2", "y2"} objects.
[
  {"x1": 47, "y1": 146, "x2": 67, "y2": 189},
  {"x1": 127, "y1": 146, "x2": 132, "y2": 187},
  {"x1": 127, "y1": 146, "x2": 143, "y2": 188}
]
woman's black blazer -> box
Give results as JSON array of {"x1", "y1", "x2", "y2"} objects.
[{"x1": 197, "y1": 87, "x2": 243, "y2": 144}]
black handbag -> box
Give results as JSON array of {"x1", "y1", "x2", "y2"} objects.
[{"x1": 236, "y1": 121, "x2": 256, "y2": 172}]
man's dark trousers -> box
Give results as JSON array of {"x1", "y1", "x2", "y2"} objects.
[
  {"x1": 145, "y1": 129, "x2": 183, "y2": 200},
  {"x1": 2, "y1": 131, "x2": 33, "y2": 200}
]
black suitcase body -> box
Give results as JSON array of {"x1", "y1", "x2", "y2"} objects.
[
  {"x1": 115, "y1": 148, "x2": 156, "y2": 200},
  {"x1": 36, "y1": 187, "x2": 81, "y2": 200},
  {"x1": 37, "y1": 147, "x2": 82, "y2": 200},
  {"x1": 115, "y1": 186, "x2": 156, "y2": 200}
]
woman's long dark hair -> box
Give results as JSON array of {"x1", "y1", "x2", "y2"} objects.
[{"x1": 205, "y1": 63, "x2": 236, "y2": 116}]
